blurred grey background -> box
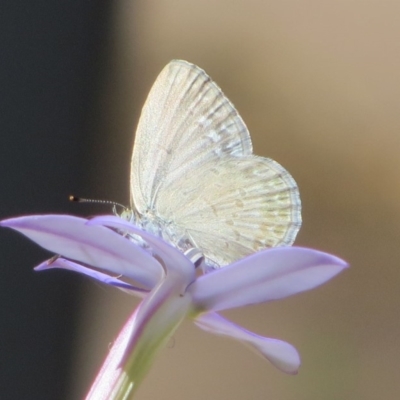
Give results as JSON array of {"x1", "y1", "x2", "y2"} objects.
[{"x1": 1, "y1": 1, "x2": 400, "y2": 399}]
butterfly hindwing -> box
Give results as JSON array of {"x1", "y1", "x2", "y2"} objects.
[{"x1": 155, "y1": 156, "x2": 301, "y2": 266}]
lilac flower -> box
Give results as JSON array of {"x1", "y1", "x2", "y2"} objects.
[{"x1": 1, "y1": 214, "x2": 348, "y2": 398}]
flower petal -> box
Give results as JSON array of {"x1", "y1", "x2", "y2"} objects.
[
  {"x1": 35, "y1": 258, "x2": 148, "y2": 296},
  {"x1": 190, "y1": 247, "x2": 348, "y2": 312},
  {"x1": 194, "y1": 312, "x2": 300, "y2": 374},
  {"x1": 0, "y1": 215, "x2": 163, "y2": 288},
  {"x1": 88, "y1": 215, "x2": 195, "y2": 277}
]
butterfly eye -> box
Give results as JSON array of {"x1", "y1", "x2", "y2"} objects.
[
  {"x1": 119, "y1": 208, "x2": 134, "y2": 222},
  {"x1": 184, "y1": 248, "x2": 205, "y2": 269}
]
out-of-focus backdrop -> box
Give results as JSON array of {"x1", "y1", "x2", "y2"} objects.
[{"x1": 1, "y1": 1, "x2": 400, "y2": 399}]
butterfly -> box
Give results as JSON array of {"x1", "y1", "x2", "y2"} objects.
[{"x1": 127, "y1": 60, "x2": 301, "y2": 269}]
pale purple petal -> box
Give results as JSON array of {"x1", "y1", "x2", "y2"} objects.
[
  {"x1": 0, "y1": 215, "x2": 163, "y2": 288},
  {"x1": 122, "y1": 271, "x2": 193, "y2": 365},
  {"x1": 190, "y1": 247, "x2": 348, "y2": 312},
  {"x1": 194, "y1": 312, "x2": 300, "y2": 374},
  {"x1": 35, "y1": 258, "x2": 148, "y2": 296},
  {"x1": 88, "y1": 215, "x2": 194, "y2": 276}
]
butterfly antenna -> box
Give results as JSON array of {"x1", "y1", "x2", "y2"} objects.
[{"x1": 69, "y1": 195, "x2": 127, "y2": 213}]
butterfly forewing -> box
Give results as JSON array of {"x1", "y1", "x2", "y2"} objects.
[
  {"x1": 130, "y1": 60, "x2": 301, "y2": 267},
  {"x1": 131, "y1": 60, "x2": 252, "y2": 212}
]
